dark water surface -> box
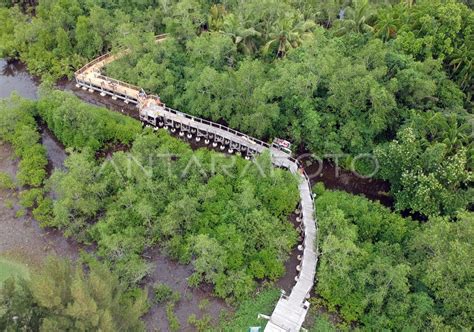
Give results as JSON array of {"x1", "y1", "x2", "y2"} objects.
[{"x1": 0, "y1": 59, "x2": 38, "y2": 99}]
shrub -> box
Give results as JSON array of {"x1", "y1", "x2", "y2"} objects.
[
  {"x1": 153, "y1": 282, "x2": 174, "y2": 304},
  {"x1": 15, "y1": 208, "x2": 26, "y2": 218},
  {"x1": 32, "y1": 196, "x2": 54, "y2": 226},
  {"x1": 188, "y1": 313, "x2": 212, "y2": 332},
  {"x1": 0, "y1": 95, "x2": 47, "y2": 188},
  {"x1": 166, "y1": 302, "x2": 181, "y2": 332},
  {"x1": 16, "y1": 145, "x2": 48, "y2": 187},
  {"x1": 18, "y1": 188, "x2": 43, "y2": 209},
  {"x1": 37, "y1": 89, "x2": 142, "y2": 152},
  {"x1": 0, "y1": 171, "x2": 14, "y2": 190}
]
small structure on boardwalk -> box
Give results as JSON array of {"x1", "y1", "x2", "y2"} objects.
[{"x1": 74, "y1": 35, "x2": 319, "y2": 331}]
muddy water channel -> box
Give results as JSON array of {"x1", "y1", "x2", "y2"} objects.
[{"x1": 0, "y1": 60, "x2": 79, "y2": 265}]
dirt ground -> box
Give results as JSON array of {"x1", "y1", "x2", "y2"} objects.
[
  {"x1": 142, "y1": 248, "x2": 231, "y2": 331},
  {"x1": 0, "y1": 142, "x2": 78, "y2": 268}
]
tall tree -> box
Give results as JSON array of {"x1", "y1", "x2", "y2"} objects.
[
  {"x1": 262, "y1": 14, "x2": 316, "y2": 57},
  {"x1": 0, "y1": 257, "x2": 147, "y2": 332},
  {"x1": 409, "y1": 212, "x2": 474, "y2": 329},
  {"x1": 333, "y1": 0, "x2": 376, "y2": 35}
]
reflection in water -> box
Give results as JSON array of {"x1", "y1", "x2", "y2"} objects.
[{"x1": 0, "y1": 59, "x2": 38, "y2": 99}]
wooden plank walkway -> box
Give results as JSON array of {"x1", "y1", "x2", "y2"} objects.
[
  {"x1": 264, "y1": 173, "x2": 317, "y2": 332},
  {"x1": 74, "y1": 37, "x2": 319, "y2": 332}
]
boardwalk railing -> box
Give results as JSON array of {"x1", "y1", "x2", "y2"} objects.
[
  {"x1": 161, "y1": 104, "x2": 273, "y2": 149},
  {"x1": 75, "y1": 34, "x2": 168, "y2": 76},
  {"x1": 74, "y1": 34, "x2": 318, "y2": 331}
]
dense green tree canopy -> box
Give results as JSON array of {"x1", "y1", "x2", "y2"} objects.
[
  {"x1": 380, "y1": 0, "x2": 473, "y2": 92},
  {"x1": 47, "y1": 131, "x2": 299, "y2": 300},
  {"x1": 0, "y1": 257, "x2": 147, "y2": 332},
  {"x1": 314, "y1": 185, "x2": 473, "y2": 330},
  {"x1": 37, "y1": 88, "x2": 141, "y2": 152},
  {"x1": 0, "y1": 94, "x2": 47, "y2": 187},
  {"x1": 28, "y1": 90, "x2": 300, "y2": 300},
  {"x1": 0, "y1": 0, "x2": 472, "y2": 328},
  {"x1": 101, "y1": 0, "x2": 472, "y2": 218},
  {"x1": 376, "y1": 118, "x2": 473, "y2": 217}
]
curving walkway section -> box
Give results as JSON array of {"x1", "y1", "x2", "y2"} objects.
[{"x1": 74, "y1": 37, "x2": 318, "y2": 331}]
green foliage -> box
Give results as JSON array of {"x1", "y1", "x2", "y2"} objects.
[
  {"x1": 166, "y1": 302, "x2": 181, "y2": 332},
  {"x1": 0, "y1": 257, "x2": 147, "y2": 332},
  {"x1": 0, "y1": 258, "x2": 29, "y2": 285},
  {"x1": 219, "y1": 288, "x2": 280, "y2": 331},
  {"x1": 188, "y1": 313, "x2": 212, "y2": 332},
  {"x1": 50, "y1": 127, "x2": 299, "y2": 300},
  {"x1": 375, "y1": 115, "x2": 473, "y2": 217},
  {"x1": 314, "y1": 188, "x2": 474, "y2": 330},
  {"x1": 0, "y1": 1, "x2": 471, "y2": 327},
  {"x1": 152, "y1": 281, "x2": 181, "y2": 330},
  {"x1": 11, "y1": 2, "x2": 460, "y2": 221},
  {"x1": 0, "y1": 0, "x2": 166, "y2": 79},
  {"x1": 306, "y1": 313, "x2": 339, "y2": 332},
  {"x1": 380, "y1": 0, "x2": 473, "y2": 92},
  {"x1": 101, "y1": 0, "x2": 471, "y2": 219},
  {"x1": 16, "y1": 144, "x2": 48, "y2": 187},
  {"x1": 153, "y1": 282, "x2": 174, "y2": 304},
  {"x1": 15, "y1": 208, "x2": 26, "y2": 218},
  {"x1": 163, "y1": 0, "x2": 207, "y2": 41},
  {"x1": 18, "y1": 188, "x2": 43, "y2": 209},
  {"x1": 332, "y1": 0, "x2": 376, "y2": 36},
  {"x1": 32, "y1": 195, "x2": 54, "y2": 226},
  {"x1": 0, "y1": 171, "x2": 14, "y2": 190},
  {"x1": 48, "y1": 150, "x2": 105, "y2": 238},
  {"x1": 316, "y1": 189, "x2": 416, "y2": 327},
  {"x1": 409, "y1": 212, "x2": 474, "y2": 329},
  {"x1": 37, "y1": 88, "x2": 141, "y2": 151},
  {"x1": 0, "y1": 94, "x2": 47, "y2": 188},
  {"x1": 0, "y1": 7, "x2": 27, "y2": 59}
]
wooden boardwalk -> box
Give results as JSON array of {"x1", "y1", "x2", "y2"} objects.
[{"x1": 74, "y1": 37, "x2": 318, "y2": 332}]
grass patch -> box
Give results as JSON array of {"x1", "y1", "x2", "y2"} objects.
[
  {"x1": 0, "y1": 257, "x2": 30, "y2": 285},
  {"x1": 220, "y1": 288, "x2": 280, "y2": 331}
]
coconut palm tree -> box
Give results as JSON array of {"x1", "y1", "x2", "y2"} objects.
[
  {"x1": 208, "y1": 4, "x2": 227, "y2": 31},
  {"x1": 374, "y1": 6, "x2": 404, "y2": 41},
  {"x1": 413, "y1": 112, "x2": 472, "y2": 153},
  {"x1": 262, "y1": 15, "x2": 316, "y2": 57},
  {"x1": 314, "y1": 0, "x2": 349, "y2": 28},
  {"x1": 333, "y1": 0, "x2": 375, "y2": 36},
  {"x1": 449, "y1": 42, "x2": 473, "y2": 93},
  {"x1": 221, "y1": 13, "x2": 261, "y2": 55}
]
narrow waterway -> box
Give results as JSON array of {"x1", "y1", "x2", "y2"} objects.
[{"x1": 0, "y1": 60, "x2": 79, "y2": 265}]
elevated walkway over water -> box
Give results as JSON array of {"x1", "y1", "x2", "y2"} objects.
[{"x1": 74, "y1": 35, "x2": 318, "y2": 331}]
